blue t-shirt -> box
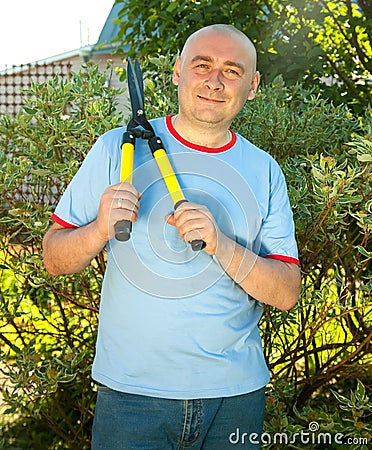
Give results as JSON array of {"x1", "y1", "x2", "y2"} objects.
[{"x1": 53, "y1": 116, "x2": 299, "y2": 399}]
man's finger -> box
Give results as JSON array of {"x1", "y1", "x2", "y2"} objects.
[{"x1": 164, "y1": 214, "x2": 176, "y2": 226}]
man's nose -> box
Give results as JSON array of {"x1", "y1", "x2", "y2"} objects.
[{"x1": 204, "y1": 69, "x2": 223, "y2": 90}]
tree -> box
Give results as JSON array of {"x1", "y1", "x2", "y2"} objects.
[{"x1": 114, "y1": 0, "x2": 371, "y2": 113}]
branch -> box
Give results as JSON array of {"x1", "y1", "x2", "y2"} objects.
[
  {"x1": 357, "y1": 0, "x2": 372, "y2": 20},
  {"x1": 0, "y1": 333, "x2": 21, "y2": 353},
  {"x1": 345, "y1": 0, "x2": 370, "y2": 68}
]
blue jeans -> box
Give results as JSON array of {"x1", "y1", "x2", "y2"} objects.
[{"x1": 91, "y1": 385, "x2": 265, "y2": 449}]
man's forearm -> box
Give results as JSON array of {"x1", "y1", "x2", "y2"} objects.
[
  {"x1": 43, "y1": 221, "x2": 107, "y2": 276},
  {"x1": 215, "y1": 234, "x2": 301, "y2": 310}
]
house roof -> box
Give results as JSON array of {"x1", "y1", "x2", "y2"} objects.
[
  {"x1": 78, "y1": 2, "x2": 129, "y2": 58},
  {"x1": 95, "y1": 2, "x2": 124, "y2": 49}
]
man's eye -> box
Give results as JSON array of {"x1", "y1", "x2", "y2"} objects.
[{"x1": 226, "y1": 69, "x2": 239, "y2": 76}]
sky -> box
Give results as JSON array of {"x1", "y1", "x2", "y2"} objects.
[{"x1": 0, "y1": 0, "x2": 116, "y2": 70}]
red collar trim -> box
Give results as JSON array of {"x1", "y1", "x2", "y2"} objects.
[{"x1": 165, "y1": 115, "x2": 236, "y2": 153}]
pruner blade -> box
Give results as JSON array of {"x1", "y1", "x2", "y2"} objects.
[{"x1": 127, "y1": 57, "x2": 145, "y2": 121}]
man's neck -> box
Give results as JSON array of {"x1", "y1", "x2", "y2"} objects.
[{"x1": 171, "y1": 115, "x2": 232, "y2": 149}]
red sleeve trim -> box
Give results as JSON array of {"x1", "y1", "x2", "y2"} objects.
[
  {"x1": 51, "y1": 213, "x2": 79, "y2": 229},
  {"x1": 264, "y1": 254, "x2": 300, "y2": 266}
]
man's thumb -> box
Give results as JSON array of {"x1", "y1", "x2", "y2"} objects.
[{"x1": 164, "y1": 214, "x2": 176, "y2": 226}]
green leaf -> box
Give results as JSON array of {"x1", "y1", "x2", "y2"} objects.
[
  {"x1": 22, "y1": 106, "x2": 36, "y2": 115},
  {"x1": 331, "y1": 389, "x2": 352, "y2": 406},
  {"x1": 355, "y1": 379, "x2": 366, "y2": 402},
  {"x1": 31, "y1": 168, "x2": 51, "y2": 177},
  {"x1": 357, "y1": 154, "x2": 372, "y2": 162},
  {"x1": 356, "y1": 246, "x2": 372, "y2": 258},
  {"x1": 58, "y1": 373, "x2": 77, "y2": 383}
]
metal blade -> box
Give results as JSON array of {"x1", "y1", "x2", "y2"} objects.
[
  {"x1": 127, "y1": 57, "x2": 144, "y2": 115},
  {"x1": 134, "y1": 60, "x2": 144, "y2": 101}
]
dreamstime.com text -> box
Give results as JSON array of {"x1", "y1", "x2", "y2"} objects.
[{"x1": 229, "y1": 422, "x2": 369, "y2": 446}]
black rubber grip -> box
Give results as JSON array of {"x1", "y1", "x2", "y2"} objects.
[
  {"x1": 190, "y1": 239, "x2": 206, "y2": 251},
  {"x1": 114, "y1": 220, "x2": 132, "y2": 241},
  {"x1": 174, "y1": 200, "x2": 206, "y2": 252}
]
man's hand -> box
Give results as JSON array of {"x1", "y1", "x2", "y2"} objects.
[
  {"x1": 165, "y1": 201, "x2": 220, "y2": 254},
  {"x1": 43, "y1": 182, "x2": 141, "y2": 276},
  {"x1": 96, "y1": 182, "x2": 141, "y2": 242}
]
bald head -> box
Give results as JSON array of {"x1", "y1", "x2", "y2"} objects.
[
  {"x1": 180, "y1": 24, "x2": 257, "y2": 74},
  {"x1": 172, "y1": 23, "x2": 261, "y2": 136}
]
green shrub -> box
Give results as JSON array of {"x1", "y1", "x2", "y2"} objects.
[
  {"x1": 0, "y1": 60, "x2": 371, "y2": 448},
  {"x1": 0, "y1": 63, "x2": 123, "y2": 449}
]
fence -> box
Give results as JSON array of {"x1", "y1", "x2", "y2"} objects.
[{"x1": 0, "y1": 61, "x2": 72, "y2": 116}]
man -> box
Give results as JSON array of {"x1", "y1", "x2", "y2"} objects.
[{"x1": 43, "y1": 24, "x2": 301, "y2": 449}]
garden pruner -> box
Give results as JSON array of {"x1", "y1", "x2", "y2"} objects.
[{"x1": 114, "y1": 58, "x2": 206, "y2": 251}]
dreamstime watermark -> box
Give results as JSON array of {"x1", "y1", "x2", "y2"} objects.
[{"x1": 229, "y1": 422, "x2": 369, "y2": 446}]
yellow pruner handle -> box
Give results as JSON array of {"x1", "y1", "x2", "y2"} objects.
[
  {"x1": 152, "y1": 148, "x2": 186, "y2": 206},
  {"x1": 120, "y1": 142, "x2": 134, "y2": 183},
  {"x1": 150, "y1": 140, "x2": 206, "y2": 252},
  {"x1": 115, "y1": 132, "x2": 135, "y2": 241}
]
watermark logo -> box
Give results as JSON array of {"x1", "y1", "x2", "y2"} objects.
[{"x1": 229, "y1": 422, "x2": 369, "y2": 446}]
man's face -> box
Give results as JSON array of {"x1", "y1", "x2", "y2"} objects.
[{"x1": 173, "y1": 29, "x2": 259, "y2": 129}]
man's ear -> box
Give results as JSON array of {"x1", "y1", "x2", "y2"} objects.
[
  {"x1": 247, "y1": 71, "x2": 260, "y2": 101},
  {"x1": 172, "y1": 57, "x2": 181, "y2": 86}
]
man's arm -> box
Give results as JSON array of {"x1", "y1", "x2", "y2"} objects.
[
  {"x1": 43, "y1": 182, "x2": 141, "y2": 276},
  {"x1": 166, "y1": 202, "x2": 301, "y2": 311},
  {"x1": 43, "y1": 221, "x2": 106, "y2": 275},
  {"x1": 214, "y1": 236, "x2": 301, "y2": 310}
]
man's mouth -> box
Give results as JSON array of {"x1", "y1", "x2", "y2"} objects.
[{"x1": 197, "y1": 95, "x2": 225, "y2": 103}]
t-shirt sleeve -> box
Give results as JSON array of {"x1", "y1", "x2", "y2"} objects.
[
  {"x1": 52, "y1": 135, "x2": 116, "y2": 228},
  {"x1": 258, "y1": 159, "x2": 299, "y2": 265}
]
